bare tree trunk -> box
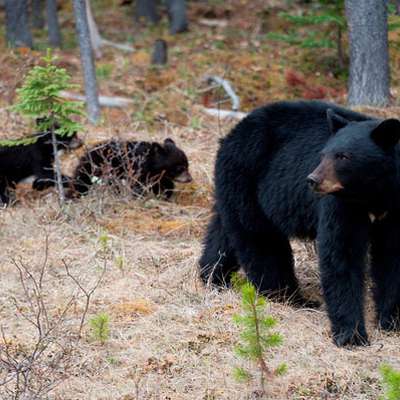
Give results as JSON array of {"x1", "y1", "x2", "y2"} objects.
[
  {"x1": 72, "y1": 0, "x2": 101, "y2": 124},
  {"x1": 46, "y1": 0, "x2": 62, "y2": 47},
  {"x1": 345, "y1": 0, "x2": 390, "y2": 106},
  {"x1": 166, "y1": 0, "x2": 188, "y2": 34},
  {"x1": 32, "y1": 0, "x2": 45, "y2": 29},
  {"x1": 135, "y1": 0, "x2": 159, "y2": 24},
  {"x1": 5, "y1": 0, "x2": 33, "y2": 48}
]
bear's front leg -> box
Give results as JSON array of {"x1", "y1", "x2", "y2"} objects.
[
  {"x1": 317, "y1": 197, "x2": 370, "y2": 347},
  {"x1": 371, "y1": 213, "x2": 400, "y2": 331}
]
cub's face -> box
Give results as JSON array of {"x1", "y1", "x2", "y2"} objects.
[
  {"x1": 153, "y1": 138, "x2": 192, "y2": 183},
  {"x1": 307, "y1": 111, "x2": 400, "y2": 200}
]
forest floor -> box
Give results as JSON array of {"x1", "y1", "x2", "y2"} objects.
[{"x1": 1, "y1": 0, "x2": 400, "y2": 399}]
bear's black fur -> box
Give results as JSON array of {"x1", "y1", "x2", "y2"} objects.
[
  {"x1": 199, "y1": 100, "x2": 400, "y2": 346},
  {"x1": 69, "y1": 138, "x2": 192, "y2": 198},
  {"x1": 0, "y1": 129, "x2": 82, "y2": 205}
]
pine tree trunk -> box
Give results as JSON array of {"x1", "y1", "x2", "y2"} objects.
[
  {"x1": 135, "y1": 0, "x2": 159, "y2": 24},
  {"x1": 50, "y1": 120, "x2": 65, "y2": 207},
  {"x1": 72, "y1": 0, "x2": 101, "y2": 124},
  {"x1": 345, "y1": 0, "x2": 390, "y2": 106},
  {"x1": 46, "y1": 0, "x2": 62, "y2": 48},
  {"x1": 5, "y1": 0, "x2": 33, "y2": 48},
  {"x1": 166, "y1": 0, "x2": 188, "y2": 34},
  {"x1": 32, "y1": 0, "x2": 45, "y2": 29}
]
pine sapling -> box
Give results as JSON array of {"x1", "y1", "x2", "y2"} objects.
[
  {"x1": 89, "y1": 312, "x2": 110, "y2": 344},
  {"x1": 13, "y1": 48, "x2": 83, "y2": 206},
  {"x1": 380, "y1": 364, "x2": 400, "y2": 400},
  {"x1": 232, "y1": 274, "x2": 286, "y2": 394}
]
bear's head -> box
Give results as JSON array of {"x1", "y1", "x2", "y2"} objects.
[
  {"x1": 151, "y1": 138, "x2": 192, "y2": 183},
  {"x1": 307, "y1": 109, "x2": 400, "y2": 201}
]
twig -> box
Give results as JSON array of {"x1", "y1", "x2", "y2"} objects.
[{"x1": 62, "y1": 259, "x2": 107, "y2": 338}]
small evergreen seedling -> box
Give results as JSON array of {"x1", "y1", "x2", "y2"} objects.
[
  {"x1": 380, "y1": 364, "x2": 400, "y2": 400},
  {"x1": 89, "y1": 312, "x2": 110, "y2": 344},
  {"x1": 232, "y1": 274, "x2": 286, "y2": 393},
  {"x1": 13, "y1": 49, "x2": 83, "y2": 206}
]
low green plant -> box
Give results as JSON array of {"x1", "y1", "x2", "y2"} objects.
[
  {"x1": 89, "y1": 312, "x2": 110, "y2": 344},
  {"x1": 232, "y1": 274, "x2": 286, "y2": 394},
  {"x1": 380, "y1": 364, "x2": 400, "y2": 400}
]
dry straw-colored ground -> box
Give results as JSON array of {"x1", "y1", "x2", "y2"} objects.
[{"x1": 1, "y1": 1, "x2": 400, "y2": 399}]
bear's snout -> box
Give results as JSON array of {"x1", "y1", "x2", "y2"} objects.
[
  {"x1": 307, "y1": 158, "x2": 343, "y2": 195},
  {"x1": 174, "y1": 170, "x2": 192, "y2": 183}
]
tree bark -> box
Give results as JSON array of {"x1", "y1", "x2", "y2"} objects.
[
  {"x1": 135, "y1": 0, "x2": 159, "y2": 24},
  {"x1": 46, "y1": 0, "x2": 62, "y2": 47},
  {"x1": 166, "y1": 0, "x2": 188, "y2": 34},
  {"x1": 345, "y1": 0, "x2": 390, "y2": 106},
  {"x1": 5, "y1": 0, "x2": 33, "y2": 48},
  {"x1": 32, "y1": 0, "x2": 45, "y2": 29},
  {"x1": 72, "y1": 0, "x2": 101, "y2": 123}
]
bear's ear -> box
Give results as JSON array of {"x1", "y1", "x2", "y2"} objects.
[
  {"x1": 164, "y1": 138, "x2": 176, "y2": 147},
  {"x1": 371, "y1": 119, "x2": 400, "y2": 150},
  {"x1": 327, "y1": 109, "x2": 349, "y2": 135},
  {"x1": 151, "y1": 142, "x2": 166, "y2": 156}
]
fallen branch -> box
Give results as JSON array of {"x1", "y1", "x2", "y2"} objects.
[
  {"x1": 204, "y1": 75, "x2": 240, "y2": 111},
  {"x1": 85, "y1": 0, "x2": 134, "y2": 58},
  {"x1": 60, "y1": 91, "x2": 134, "y2": 108},
  {"x1": 201, "y1": 107, "x2": 247, "y2": 120}
]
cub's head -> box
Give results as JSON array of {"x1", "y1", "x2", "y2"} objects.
[
  {"x1": 151, "y1": 138, "x2": 192, "y2": 183},
  {"x1": 307, "y1": 109, "x2": 400, "y2": 200}
]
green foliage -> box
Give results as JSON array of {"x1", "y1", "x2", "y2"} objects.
[
  {"x1": 232, "y1": 274, "x2": 285, "y2": 392},
  {"x1": 266, "y1": 1, "x2": 345, "y2": 67},
  {"x1": 13, "y1": 49, "x2": 83, "y2": 140},
  {"x1": 89, "y1": 312, "x2": 110, "y2": 344},
  {"x1": 380, "y1": 364, "x2": 400, "y2": 400}
]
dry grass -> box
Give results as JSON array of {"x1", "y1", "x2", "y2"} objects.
[{"x1": 1, "y1": 0, "x2": 400, "y2": 398}]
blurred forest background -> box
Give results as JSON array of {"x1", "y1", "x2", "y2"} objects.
[{"x1": 1, "y1": 1, "x2": 400, "y2": 400}]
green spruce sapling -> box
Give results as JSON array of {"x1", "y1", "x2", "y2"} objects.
[
  {"x1": 380, "y1": 364, "x2": 400, "y2": 400},
  {"x1": 13, "y1": 49, "x2": 83, "y2": 206},
  {"x1": 232, "y1": 274, "x2": 286, "y2": 394}
]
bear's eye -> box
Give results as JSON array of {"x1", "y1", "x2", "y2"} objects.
[{"x1": 335, "y1": 152, "x2": 350, "y2": 161}]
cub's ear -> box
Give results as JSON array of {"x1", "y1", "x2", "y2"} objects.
[
  {"x1": 371, "y1": 118, "x2": 400, "y2": 150},
  {"x1": 151, "y1": 142, "x2": 165, "y2": 155},
  {"x1": 327, "y1": 109, "x2": 349, "y2": 135},
  {"x1": 164, "y1": 138, "x2": 176, "y2": 147}
]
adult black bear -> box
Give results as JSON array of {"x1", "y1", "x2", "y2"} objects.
[
  {"x1": 0, "y1": 128, "x2": 82, "y2": 205},
  {"x1": 69, "y1": 138, "x2": 192, "y2": 198},
  {"x1": 199, "y1": 100, "x2": 400, "y2": 347}
]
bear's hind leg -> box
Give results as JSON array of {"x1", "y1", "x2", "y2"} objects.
[
  {"x1": 199, "y1": 212, "x2": 240, "y2": 287},
  {"x1": 231, "y1": 222, "x2": 306, "y2": 305}
]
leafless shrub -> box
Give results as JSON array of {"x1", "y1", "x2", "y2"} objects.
[{"x1": 0, "y1": 236, "x2": 106, "y2": 399}]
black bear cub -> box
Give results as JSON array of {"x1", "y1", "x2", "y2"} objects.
[
  {"x1": 0, "y1": 127, "x2": 82, "y2": 205},
  {"x1": 200, "y1": 100, "x2": 400, "y2": 347},
  {"x1": 69, "y1": 138, "x2": 192, "y2": 198}
]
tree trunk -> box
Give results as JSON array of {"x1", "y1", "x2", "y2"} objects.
[
  {"x1": 32, "y1": 0, "x2": 45, "y2": 29},
  {"x1": 46, "y1": 0, "x2": 62, "y2": 47},
  {"x1": 345, "y1": 0, "x2": 390, "y2": 106},
  {"x1": 166, "y1": 0, "x2": 188, "y2": 34},
  {"x1": 5, "y1": 0, "x2": 33, "y2": 48},
  {"x1": 135, "y1": 0, "x2": 159, "y2": 24},
  {"x1": 72, "y1": 0, "x2": 101, "y2": 124}
]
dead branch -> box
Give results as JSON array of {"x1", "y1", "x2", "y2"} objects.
[
  {"x1": 204, "y1": 75, "x2": 240, "y2": 111},
  {"x1": 60, "y1": 90, "x2": 134, "y2": 108},
  {"x1": 85, "y1": 0, "x2": 134, "y2": 58},
  {"x1": 201, "y1": 107, "x2": 247, "y2": 120}
]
